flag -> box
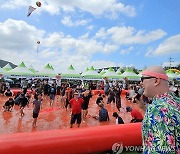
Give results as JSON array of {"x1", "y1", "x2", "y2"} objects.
[{"x1": 27, "y1": 6, "x2": 36, "y2": 17}]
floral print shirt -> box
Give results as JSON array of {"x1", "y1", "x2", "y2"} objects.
[{"x1": 142, "y1": 92, "x2": 180, "y2": 154}]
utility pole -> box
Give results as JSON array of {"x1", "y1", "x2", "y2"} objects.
[{"x1": 169, "y1": 57, "x2": 174, "y2": 69}]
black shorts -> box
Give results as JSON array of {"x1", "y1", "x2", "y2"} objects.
[
  {"x1": 82, "y1": 105, "x2": 88, "y2": 110},
  {"x1": 33, "y1": 112, "x2": 39, "y2": 118},
  {"x1": 50, "y1": 94, "x2": 55, "y2": 100},
  {"x1": 70, "y1": 113, "x2": 81, "y2": 124},
  {"x1": 44, "y1": 91, "x2": 48, "y2": 95}
]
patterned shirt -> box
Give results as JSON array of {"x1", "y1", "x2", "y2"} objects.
[{"x1": 142, "y1": 92, "x2": 180, "y2": 154}]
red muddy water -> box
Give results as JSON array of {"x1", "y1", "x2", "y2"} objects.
[{"x1": 0, "y1": 90, "x2": 144, "y2": 134}]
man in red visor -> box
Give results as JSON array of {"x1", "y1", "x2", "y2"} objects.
[{"x1": 138, "y1": 66, "x2": 179, "y2": 153}]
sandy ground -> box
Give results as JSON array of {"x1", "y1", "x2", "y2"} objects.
[{"x1": 0, "y1": 91, "x2": 144, "y2": 135}]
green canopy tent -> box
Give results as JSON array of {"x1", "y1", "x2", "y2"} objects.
[
  {"x1": 37, "y1": 63, "x2": 57, "y2": 78},
  {"x1": 4, "y1": 62, "x2": 34, "y2": 78},
  {"x1": 61, "y1": 65, "x2": 81, "y2": 79},
  {"x1": 29, "y1": 65, "x2": 36, "y2": 74},
  {"x1": 81, "y1": 67, "x2": 89, "y2": 76},
  {"x1": 81, "y1": 66, "x2": 102, "y2": 80},
  {"x1": 100, "y1": 69, "x2": 106, "y2": 75},
  {"x1": 102, "y1": 67, "x2": 120, "y2": 80},
  {"x1": 120, "y1": 68, "x2": 140, "y2": 81},
  {"x1": 2, "y1": 63, "x2": 12, "y2": 72},
  {"x1": 116, "y1": 68, "x2": 122, "y2": 75}
]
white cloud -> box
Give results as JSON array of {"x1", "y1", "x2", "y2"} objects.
[
  {"x1": 0, "y1": 0, "x2": 136, "y2": 18},
  {"x1": 0, "y1": 19, "x2": 119, "y2": 73},
  {"x1": 0, "y1": 0, "x2": 29, "y2": 9},
  {"x1": 153, "y1": 34, "x2": 180, "y2": 56},
  {"x1": 95, "y1": 28, "x2": 107, "y2": 39},
  {"x1": 117, "y1": 62, "x2": 125, "y2": 68},
  {"x1": 61, "y1": 16, "x2": 89, "y2": 27},
  {"x1": 43, "y1": 32, "x2": 118, "y2": 55},
  {"x1": 87, "y1": 25, "x2": 94, "y2": 31},
  {"x1": 0, "y1": 19, "x2": 44, "y2": 51},
  {"x1": 79, "y1": 33, "x2": 89, "y2": 39},
  {"x1": 145, "y1": 47, "x2": 154, "y2": 57},
  {"x1": 120, "y1": 46, "x2": 134, "y2": 55},
  {"x1": 40, "y1": 49, "x2": 58, "y2": 58},
  {"x1": 105, "y1": 26, "x2": 167, "y2": 45}
]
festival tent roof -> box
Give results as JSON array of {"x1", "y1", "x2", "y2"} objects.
[
  {"x1": 61, "y1": 65, "x2": 81, "y2": 78},
  {"x1": 100, "y1": 69, "x2": 106, "y2": 75},
  {"x1": 85, "y1": 67, "x2": 89, "y2": 72},
  {"x1": 2, "y1": 63, "x2": 12, "y2": 72},
  {"x1": 37, "y1": 63, "x2": 57, "y2": 77},
  {"x1": 81, "y1": 66, "x2": 102, "y2": 79},
  {"x1": 29, "y1": 65, "x2": 36, "y2": 74},
  {"x1": 137, "y1": 71, "x2": 142, "y2": 77},
  {"x1": 102, "y1": 67, "x2": 120, "y2": 79},
  {"x1": 50, "y1": 65, "x2": 54, "y2": 70},
  {"x1": 81, "y1": 67, "x2": 89, "y2": 76},
  {"x1": 116, "y1": 68, "x2": 122, "y2": 75},
  {"x1": 5, "y1": 62, "x2": 34, "y2": 76},
  {"x1": 120, "y1": 68, "x2": 140, "y2": 79}
]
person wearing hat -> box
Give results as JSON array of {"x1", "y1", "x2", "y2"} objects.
[
  {"x1": 69, "y1": 92, "x2": 84, "y2": 128},
  {"x1": 126, "y1": 106, "x2": 143, "y2": 123},
  {"x1": 112, "y1": 112, "x2": 124, "y2": 124}
]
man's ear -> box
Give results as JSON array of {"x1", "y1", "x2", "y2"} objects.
[{"x1": 154, "y1": 78, "x2": 160, "y2": 86}]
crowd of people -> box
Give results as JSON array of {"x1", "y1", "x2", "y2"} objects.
[
  {"x1": 0, "y1": 78, "x2": 146, "y2": 128},
  {"x1": 0, "y1": 66, "x2": 179, "y2": 153}
]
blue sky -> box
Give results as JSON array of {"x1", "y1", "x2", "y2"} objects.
[{"x1": 0, "y1": 0, "x2": 179, "y2": 73}]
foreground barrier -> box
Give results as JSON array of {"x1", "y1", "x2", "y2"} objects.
[{"x1": 0, "y1": 123, "x2": 142, "y2": 154}]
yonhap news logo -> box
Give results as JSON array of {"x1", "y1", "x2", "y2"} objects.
[
  {"x1": 112, "y1": 142, "x2": 123, "y2": 154},
  {"x1": 112, "y1": 143, "x2": 175, "y2": 153},
  {"x1": 112, "y1": 143, "x2": 143, "y2": 153}
]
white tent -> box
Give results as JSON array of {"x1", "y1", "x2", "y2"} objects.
[
  {"x1": 5, "y1": 62, "x2": 34, "y2": 77},
  {"x1": 29, "y1": 65, "x2": 36, "y2": 74},
  {"x1": 61, "y1": 65, "x2": 81, "y2": 79},
  {"x1": 37, "y1": 63, "x2": 57, "y2": 77},
  {"x1": 81, "y1": 67, "x2": 89, "y2": 76},
  {"x1": 116, "y1": 68, "x2": 122, "y2": 75},
  {"x1": 120, "y1": 68, "x2": 140, "y2": 80},
  {"x1": 81, "y1": 66, "x2": 102, "y2": 79},
  {"x1": 99, "y1": 69, "x2": 106, "y2": 75},
  {"x1": 137, "y1": 71, "x2": 142, "y2": 77},
  {"x1": 2, "y1": 63, "x2": 12, "y2": 72},
  {"x1": 102, "y1": 67, "x2": 120, "y2": 79}
]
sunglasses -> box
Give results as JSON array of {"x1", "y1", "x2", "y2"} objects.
[{"x1": 141, "y1": 76, "x2": 157, "y2": 82}]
